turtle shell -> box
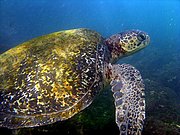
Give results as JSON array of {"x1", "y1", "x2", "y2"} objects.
[{"x1": 0, "y1": 28, "x2": 105, "y2": 129}]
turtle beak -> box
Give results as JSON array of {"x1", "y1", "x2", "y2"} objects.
[{"x1": 145, "y1": 34, "x2": 150, "y2": 46}]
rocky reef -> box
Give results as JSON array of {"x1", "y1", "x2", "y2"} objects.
[{"x1": 1, "y1": 78, "x2": 179, "y2": 135}]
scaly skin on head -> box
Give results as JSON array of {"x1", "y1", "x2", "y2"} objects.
[
  {"x1": 105, "y1": 30, "x2": 150, "y2": 63},
  {"x1": 104, "y1": 30, "x2": 150, "y2": 81}
]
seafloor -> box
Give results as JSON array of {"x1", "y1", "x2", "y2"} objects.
[{"x1": 0, "y1": 75, "x2": 180, "y2": 135}]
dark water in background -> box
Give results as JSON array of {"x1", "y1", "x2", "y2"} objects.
[
  {"x1": 0, "y1": 0, "x2": 180, "y2": 51},
  {"x1": 0, "y1": 0, "x2": 180, "y2": 134}
]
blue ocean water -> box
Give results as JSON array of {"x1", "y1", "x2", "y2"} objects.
[{"x1": 0, "y1": 0, "x2": 180, "y2": 134}]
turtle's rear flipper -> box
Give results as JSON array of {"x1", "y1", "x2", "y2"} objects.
[{"x1": 110, "y1": 64, "x2": 145, "y2": 135}]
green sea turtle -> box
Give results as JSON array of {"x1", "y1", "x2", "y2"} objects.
[{"x1": 0, "y1": 28, "x2": 150, "y2": 135}]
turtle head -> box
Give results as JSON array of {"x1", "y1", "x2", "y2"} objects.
[{"x1": 105, "y1": 30, "x2": 150, "y2": 62}]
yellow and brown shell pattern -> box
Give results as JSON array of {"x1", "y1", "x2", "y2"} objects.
[{"x1": 0, "y1": 28, "x2": 106, "y2": 129}]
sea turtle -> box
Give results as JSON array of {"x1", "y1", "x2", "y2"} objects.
[{"x1": 0, "y1": 28, "x2": 150, "y2": 135}]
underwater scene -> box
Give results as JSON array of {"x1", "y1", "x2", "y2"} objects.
[{"x1": 0, "y1": 0, "x2": 180, "y2": 135}]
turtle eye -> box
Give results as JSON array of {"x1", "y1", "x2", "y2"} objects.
[{"x1": 137, "y1": 33, "x2": 146, "y2": 41}]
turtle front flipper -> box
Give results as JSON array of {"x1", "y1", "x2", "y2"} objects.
[{"x1": 110, "y1": 64, "x2": 145, "y2": 135}]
